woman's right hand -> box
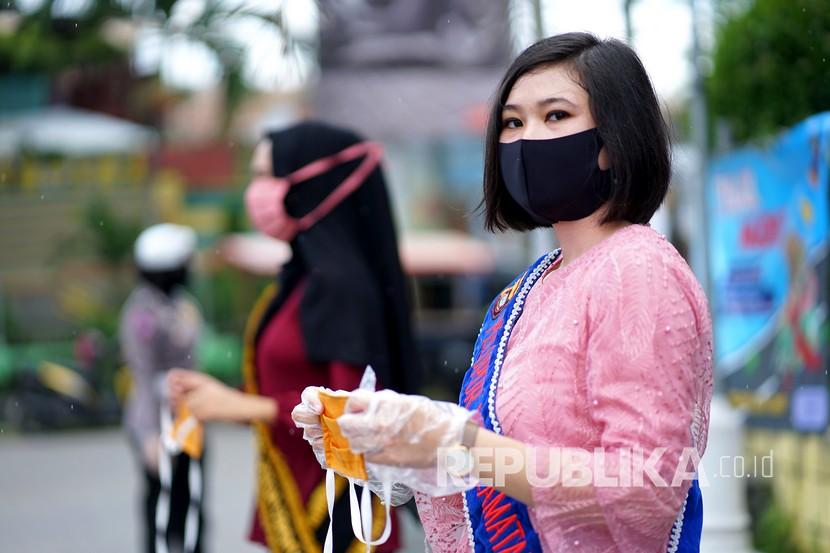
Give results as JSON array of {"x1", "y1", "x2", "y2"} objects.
[
  {"x1": 167, "y1": 369, "x2": 246, "y2": 423},
  {"x1": 291, "y1": 386, "x2": 327, "y2": 469}
]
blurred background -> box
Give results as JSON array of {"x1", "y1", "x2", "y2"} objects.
[{"x1": 0, "y1": 0, "x2": 827, "y2": 552}]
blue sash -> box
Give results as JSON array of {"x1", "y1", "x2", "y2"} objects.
[{"x1": 458, "y1": 251, "x2": 704, "y2": 553}]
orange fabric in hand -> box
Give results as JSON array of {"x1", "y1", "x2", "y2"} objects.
[
  {"x1": 169, "y1": 404, "x2": 204, "y2": 459},
  {"x1": 318, "y1": 389, "x2": 368, "y2": 481}
]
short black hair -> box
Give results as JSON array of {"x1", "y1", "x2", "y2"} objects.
[{"x1": 482, "y1": 32, "x2": 671, "y2": 231}]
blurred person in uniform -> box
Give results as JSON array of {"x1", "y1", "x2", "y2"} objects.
[
  {"x1": 168, "y1": 121, "x2": 419, "y2": 552},
  {"x1": 121, "y1": 223, "x2": 205, "y2": 553}
]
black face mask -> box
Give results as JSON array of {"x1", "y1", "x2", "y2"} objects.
[
  {"x1": 499, "y1": 128, "x2": 613, "y2": 225},
  {"x1": 140, "y1": 266, "x2": 189, "y2": 296}
]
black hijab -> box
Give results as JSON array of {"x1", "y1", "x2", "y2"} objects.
[{"x1": 255, "y1": 121, "x2": 418, "y2": 394}]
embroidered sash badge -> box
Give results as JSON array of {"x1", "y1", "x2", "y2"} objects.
[{"x1": 491, "y1": 273, "x2": 525, "y2": 317}]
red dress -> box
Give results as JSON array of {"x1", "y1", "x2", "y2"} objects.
[{"x1": 247, "y1": 281, "x2": 400, "y2": 551}]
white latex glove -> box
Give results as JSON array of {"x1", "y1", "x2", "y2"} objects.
[
  {"x1": 367, "y1": 478, "x2": 415, "y2": 507},
  {"x1": 291, "y1": 386, "x2": 327, "y2": 469},
  {"x1": 338, "y1": 389, "x2": 472, "y2": 469}
]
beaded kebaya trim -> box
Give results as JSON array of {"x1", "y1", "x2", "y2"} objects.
[
  {"x1": 461, "y1": 250, "x2": 560, "y2": 550},
  {"x1": 666, "y1": 497, "x2": 688, "y2": 553},
  {"x1": 487, "y1": 250, "x2": 559, "y2": 434},
  {"x1": 462, "y1": 492, "x2": 474, "y2": 550}
]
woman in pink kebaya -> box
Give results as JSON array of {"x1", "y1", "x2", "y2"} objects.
[{"x1": 293, "y1": 32, "x2": 714, "y2": 553}]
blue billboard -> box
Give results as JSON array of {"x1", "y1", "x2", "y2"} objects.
[{"x1": 708, "y1": 113, "x2": 829, "y2": 432}]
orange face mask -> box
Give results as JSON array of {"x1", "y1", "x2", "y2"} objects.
[
  {"x1": 317, "y1": 377, "x2": 392, "y2": 553},
  {"x1": 167, "y1": 403, "x2": 204, "y2": 459},
  {"x1": 318, "y1": 389, "x2": 369, "y2": 481}
]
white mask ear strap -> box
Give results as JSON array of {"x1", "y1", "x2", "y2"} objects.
[
  {"x1": 346, "y1": 479, "x2": 392, "y2": 550},
  {"x1": 347, "y1": 479, "x2": 364, "y2": 544},
  {"x1": 380, "y1": 480, "x2": 393, "y2": 539},
  {"x1": 324, "y1": 470, "x2": 335, "y2": 553}
]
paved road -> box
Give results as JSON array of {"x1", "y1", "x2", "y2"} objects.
[{"x1": 0, "y1": 424, "x2": 424, "y2": 553}]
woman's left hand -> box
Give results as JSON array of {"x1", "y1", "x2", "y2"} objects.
[{"x1": 337, "y1": 389, "x2": 471, "y2": 468}]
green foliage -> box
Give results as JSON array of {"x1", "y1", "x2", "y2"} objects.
[
  {"x1": 1, "y1": 291, "x2": 22, "y2": 343},
  {"x1": 83, "y1": 197, "x2": 142, "y2": 268},
  {"x1": 222, "y1": 187, "x2": 247, "y2": 234},
  {"x1": 191, "y1": 266, "x2": 265, "y2": 333},
  {"x1": 753, "y1": 500, "x2": 800, "y2": 553},
  {"x1": 0, "y1": 1, "x2": 128, "y2": 73},
  {"x1": 0, "y1": 344, "x2": 13, "y2": 388},
  {"x1": 707, "y1": 0, "x2": 830, "y2": 143},
  {"x1": 196, "y1": 329, "x2": 242, "y2": 385},
  {"x1": 0, "y1": 0, "x2": 309, "y2": 126},
  {"x1": 77, "y1": 299, "x2": 122, "y2": 338}
]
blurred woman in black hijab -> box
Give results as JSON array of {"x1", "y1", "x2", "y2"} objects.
[{"x1": 169, "y1": 121, "x2": 418, "y2": 552}]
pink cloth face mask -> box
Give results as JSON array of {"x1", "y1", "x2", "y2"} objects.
[{"x1": 245, "y1": 141, "x2": 383, "y2": 242}]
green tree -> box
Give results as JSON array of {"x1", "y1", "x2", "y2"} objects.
[
  {"x1": 707, "y1": 0, "x2": 830, "y2": 143},
  {"x1": 0, "y1": 1, "x2": 128, "y2": 72},
  {"x1": 83, "y1": 197, "x2": 142, "y2": 269},
  {"x1": 0, "y1": 1, "x2": 312, "y2": 122}
]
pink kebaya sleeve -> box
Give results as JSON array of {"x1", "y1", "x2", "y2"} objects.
[{"x1": 528, "y1": 245, "x2": 713, "y2": 552}]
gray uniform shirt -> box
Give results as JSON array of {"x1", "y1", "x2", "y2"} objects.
[{"x1": 119, "y1": 284, "x2": 201, "y2": 451}]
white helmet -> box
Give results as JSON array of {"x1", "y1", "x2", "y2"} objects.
[{"x1": 134, "y1": 223, "x2": 197, "y2": 271}]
